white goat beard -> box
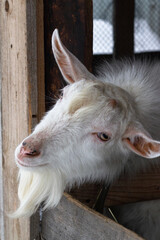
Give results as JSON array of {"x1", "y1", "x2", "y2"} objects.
[{"x1": 11, "y1": 167, "x2": 65, "y2": 218}]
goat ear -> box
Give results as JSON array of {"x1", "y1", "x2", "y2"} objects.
[
  {"x1": 122, "y1": 125, "x2": 160, "y2": 159},
  {"x1": 51, "y1": 29, "x2": 95, "y2": 84}
]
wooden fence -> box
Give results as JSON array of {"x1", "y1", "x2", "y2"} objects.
[{"x1": 0, "y1": 0, "x2": 159, "y2": 239}]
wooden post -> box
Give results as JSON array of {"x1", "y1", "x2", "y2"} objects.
[
  {"x1": 44, "y1": 0, "x2": 93, "y2": 110},
  {"x1": 113, "y1": 0, "x2": 135, "y2": 58},
  {"x1": 0, "y1": 0, "x2": 45, "y2": 239}
]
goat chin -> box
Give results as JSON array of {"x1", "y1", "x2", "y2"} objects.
[{"x1": 10, "y1": 167, "x2": 65, "y2": 218}]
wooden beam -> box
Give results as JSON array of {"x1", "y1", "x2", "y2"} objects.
[
  {"x1": 107, "y1": 166, "x2": 160, "y2": 206},
  {"x1": 69, "y1": 166, "x2": 160, "y2": 208},
  {"x1": 42, "y1": 193, "x2": 144, "y2": 240},
  {"x1": 43, "y1": 0, "x2": 93, "y2": 110},
  {"x1": 113, "y1": 0, "x2": 135, "y2": 58},
  {"x1": 0, "y1": 0, "x2": 45, "y2": 239},
  {"x1": 36, "y1": 0, "x2": 45, "y2": 122}
]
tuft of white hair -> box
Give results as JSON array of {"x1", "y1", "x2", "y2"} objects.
[{"x1": 10, "y1": 167, "x2": 65, "y2": 218}]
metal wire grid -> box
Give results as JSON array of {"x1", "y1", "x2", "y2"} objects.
[
  {"x1": 135, "y1": 0, "x2": 160, "y2": 52},
  {"x1": 93, "y1": 0, "x2": 113, "y2": 54},
  {"x1": 93, "y1": 0, "x2": 160, "y2": 54}
]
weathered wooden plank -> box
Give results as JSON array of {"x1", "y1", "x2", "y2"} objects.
[
  {"x1": 0, "y1": 2, "x2": 3, "y2": 236},
  {"x1": 70, "y1": 166, "x2": 160, "y2": 208},
  {"x1": 42, "y1": 193, "x2": 144, "y2": 240},
  {"x1": 44, "y1": 0, "x2": 93, "y2": 110},
  {"x1": 0, "y1": 0, "x2": 31, "y2": 238},
  {"x1": 107, "y1": 166, "x2": 160, "y2": 206},
  {"x1": 113, "y1": 0, "x2": 135, "y2": 58},
  {"x1": 36, "y1": 0, "x2": 45, "y2": 121},
  {"x1": 0, "y1": 0, "x2": 45, "y2": 239},
  {"x1": 0, "y1": 20, "x2": 4, "y2": 237}
]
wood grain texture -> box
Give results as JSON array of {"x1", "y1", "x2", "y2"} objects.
[
  {"x1": 1, "y1": 0, "x2": 30, "y2": 239},
  {"x1": 0, "y1": 0, "x2": 45, "y2": 239},
  {"x1": 36, "y1": 0, "x2": 45, "y2": 121},
  {"x1": 44, "y1": 0, "x2": 93, "y2": 110},
  {"x1": 70, "y1": 166, "x2": 160, "y2": 208},
  {"x1": 42, "y1": 193, "x2": 144, "y2": 240},
  {"x1": 107, "y1": 166, "x2": 160, "y2": 206}
]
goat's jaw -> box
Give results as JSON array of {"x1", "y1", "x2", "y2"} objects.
[{"x1": 10, "y1": 167, "x2": 66, "y2": 218}]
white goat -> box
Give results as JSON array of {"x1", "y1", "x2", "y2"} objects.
[
  {"x1": 111, "y1": 199, "x2": 160, "y2": 240},
  {"x1": 13, "y1": 29, "x2": 160, "y2": 239}
]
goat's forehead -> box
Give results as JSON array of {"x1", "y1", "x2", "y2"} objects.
[
  {"x1": 64, "y1": 80, "x2": 121, "y2": 105},
  {"x1": 65, "y1": 82, "x2": 126, "y2": 121},
  {"x1": 64, "y1": 80, "x2": 105, "y2": 94},
  {"x1": 64, "y1": 80, "x2": 131, "y2": 100},
  {"x1": 64, "y1": 81, "x2": 113, "y2": 114},
  {"x1": 60, "y1": 80, "x2": 130, "y2": 119},
  {"x1": 35, "y1": 80, "x2": 132, "y2": 133}
]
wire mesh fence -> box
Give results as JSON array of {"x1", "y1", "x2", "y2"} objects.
[
  {"x1": 93, "y1": 0, "x2": 160, "y2": 54},
  {"x1": 93, "y1": 0, "x2": 113, "y2": 54}
]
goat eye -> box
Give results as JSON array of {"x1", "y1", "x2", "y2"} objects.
[{"x1": 97, "y1": 132, "x2": 110, "y2": 141}]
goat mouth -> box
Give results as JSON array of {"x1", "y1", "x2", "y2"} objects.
[
  {"x1": 16, "y1": 158, "x2": 31, "y2": 167},
  {"x1": 16, "y1": 158, "x2": 47, "y2": 168}
]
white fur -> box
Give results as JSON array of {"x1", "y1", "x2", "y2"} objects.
[
  {"x1": 12, "y1": 29, "x2": 160, "y2": 239},
  {"x1": 11, "y1": 167, "x2": 65, "y2": 218},
  {"x1": 111, "y1": 200, "x2": 160, "y2": 240}
]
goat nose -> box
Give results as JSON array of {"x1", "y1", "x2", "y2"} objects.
[{"x1": 19, "y1": 141, "x2": 41, "y2": 159}]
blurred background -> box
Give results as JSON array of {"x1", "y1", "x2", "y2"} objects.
[{"x1": 93, "y1": 0, "x2": 160, "y2": 54}]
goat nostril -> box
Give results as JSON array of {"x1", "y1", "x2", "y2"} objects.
[
  {"x1": 25, "y1": 149, "x2": 40, "y2": 156},
  {"x1": 22, "y1": 141, "x2": 27, "y2": 146},
  {"x1": 20, "y1": 146, "x2": 40, "y2": 158}
]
